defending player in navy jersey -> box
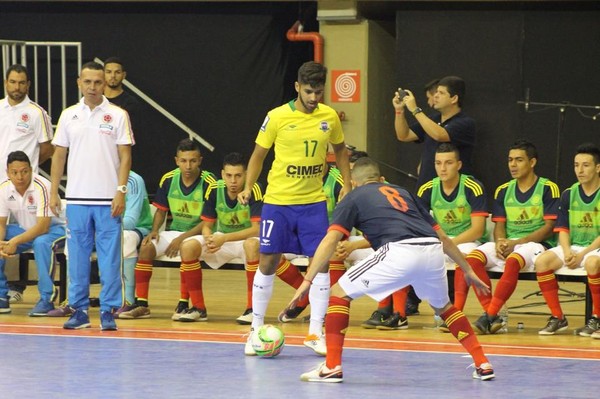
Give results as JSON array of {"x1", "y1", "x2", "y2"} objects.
[{"x1": 286, "y1": 157, "x2": 495, "y2": 383}]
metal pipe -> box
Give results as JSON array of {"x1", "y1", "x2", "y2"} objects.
[
  {"x1": 286, "y1": 21, "x2": 324, "y2": 64},
  {"x1": 20, "y1": 43, "x2": 26, "y2": 66},
  {"x1": 11, "y1": 43, "x2": 17, "y2": 64},
  {"x1": 33, "y1": 46, "x2": 38, "y2": 102},
  {"x1": 77, "y1": 44, "x2": 82, "y2": 98},
  {"x1": 46, "y1": 46, "x2": 51, "y2": 116},
  {"x1": 61, "y1": 45, "x2": 66, "y2": 110}
]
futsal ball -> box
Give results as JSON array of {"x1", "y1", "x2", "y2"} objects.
[{"x1": 252, "y1": 324, "x2": 285, "y2": 357}]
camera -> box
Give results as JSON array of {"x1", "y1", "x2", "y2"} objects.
[{"x1": 397, "y1": 88, "x2": 408, "y2": 100}]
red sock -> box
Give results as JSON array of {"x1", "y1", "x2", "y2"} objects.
[
  {"x1": 466, "y1": 251, "x2": 493, "y2": 311},
  {"x1": 329, "y1": 260, "x2": 346, "y2": 286},
  {"x1": 378, "y1": 295, "x2": 392, "y2": 311},
  {"x1": 453, "y1": 267, "x2": 469, "y2": 311},
  {"x1": 325, "y1": 296, "x2": 350, "y2": 369},
  {"x1": 245, "y1": 260, "x2": 258, "y2": 309},
  {"x1": 134, "y1": 260, "x2": 153, "y2": 302},
  {"x1": 276, "y1": 259, "x2": 304, "y2": 288},
  {"x1": 487, "y1": 255, "x2": 523, "y2": 316},
  {"x1": 297, "y1": 291, "x2": 310, "y2": 309},
  {"x1": 182, "y1": 261, "x2": 205, "y2": 310},
  {"x1": 441, "y1": 306, "x2": 489, "y2": 367},
  {"x1": 588, "y1": 272, "x2": 600, "y2": 316},
  {"x1": 537, "y1": 270, "x2": 563, "y2": 318},
  {"x1": 392, "y1": 287, "x2": 409, "y2": 317},
  {"x1": 179, "y1": 266, "x2": 190, "y2": 302},
  {"x1": 276, "y1": 258, "x2": 310, "y2": 308}
]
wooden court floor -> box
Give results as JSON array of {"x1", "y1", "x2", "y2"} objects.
[
  {"x1": 3, "y1": 267, "x2": 597, "y2": 343},
  {"x1": 1, "y1": 267, "x2": 599, "y2": 398}
]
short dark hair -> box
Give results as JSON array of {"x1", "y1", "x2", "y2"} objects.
[
  {"x1": 438, "y1": 76, "x2": 465, "y2": 107},
  {"x1": 5, "y1": 64, "x2": 29, "y2": 81},
  {"x1": 223, "y1": 152, "x2": 247, "y2": 169},
  {"x1": 509, "y1": 139, "x2": 538, "y2": 160},
  {"x1": 297, "y1": 61, "x2": 327, "y2": 87},
  {"x1": 104, "y1": 56, "x2": 125, "y2": 71},
  {"x1": 81, "y1": 61, "x2": 104, "y2": 73},
  {"x1": 576, "y1": 142, "x2": 600, "y2": 164},
  {"x1": 349, "y1": 150, "x2": 369, "y2": 164},
  {"x1": 7, "y1": 150, "x2": 31, "y2": 167},
  {"x1": 351, "y1": 157, "x2": 381, "y2": 183},
  {"x1": 436, "y1": 142, "x2": 460, "y2": 160},
  {"x1": 424, "y1": 79, "x2": 440, "y2": 94},
  {"x1": 176, "y1": 138, "x2": 201, "y2": 154}
]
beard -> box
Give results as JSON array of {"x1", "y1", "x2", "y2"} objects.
[{"x1": 8, "y1": 91, "x2": 26, "y2": 102}]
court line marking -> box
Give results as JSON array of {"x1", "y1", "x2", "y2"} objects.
[{"x1": 2, "y1": 322, "x2": 599, "y2": 360}]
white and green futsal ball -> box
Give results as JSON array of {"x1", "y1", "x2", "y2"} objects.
[{"x1": 252, "y1": 324, "x2": 285, "y2": 357}]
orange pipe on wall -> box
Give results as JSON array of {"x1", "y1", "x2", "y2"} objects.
[{"x1": 286, "y1": 21, "x2": 324, "y2": 64}]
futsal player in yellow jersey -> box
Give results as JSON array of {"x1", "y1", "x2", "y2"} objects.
[{"x1": 239, "y1": 61, "x2": 352, "y2": 356}]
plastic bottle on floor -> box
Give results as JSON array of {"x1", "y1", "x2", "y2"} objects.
[{"x1": 498, "y1": 305, "x2": 509, "y2": 333}]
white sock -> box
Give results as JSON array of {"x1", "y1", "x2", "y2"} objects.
[
  {"x1": 251, "y1": 269, "x2": 275, "y2": 329},
  {"x1": 308, "y1": 272, "x2": 330, "y2": 336}
]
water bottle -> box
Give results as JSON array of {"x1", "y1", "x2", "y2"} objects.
[{"x1": 498, "y1": 305, "x2": 509, "y2": 333}]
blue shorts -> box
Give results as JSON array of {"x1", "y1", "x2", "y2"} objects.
[{"x1": 260, "y1": 202, "x2": 328, "y2": 257}]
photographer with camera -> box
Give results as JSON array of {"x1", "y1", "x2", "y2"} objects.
[{"x1": 393, "y1": 76, "x2": 476, "y2": 191}]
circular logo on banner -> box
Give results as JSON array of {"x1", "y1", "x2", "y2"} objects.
[
  {"x1": 335, "y1": 73, "x2": 357, "y2": 99},
  {"x1": 332, "y1": 70, "x2": 360, "y2": 102}
]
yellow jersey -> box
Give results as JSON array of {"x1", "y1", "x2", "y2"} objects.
[{"x1": 256, "y1": 100, "x2": 344, "y2": 205}]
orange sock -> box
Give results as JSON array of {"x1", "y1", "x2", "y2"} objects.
[
  {"x1": 588, "y1": 272, "x2": 600, "y2": 316},
  {"x1": 134, "y1": 260, "x2": 153, "y2": 304},
  {"x1": 182, "y1": 261, "x2": 205, "y2": 310},
  {"x1": 329, "y1": 260, "x2": 346, "y2": 286},
  {"x1": 392, "y1": 287, "x2": 409, "y2": 317},
  {"x1": 276, "y1": 259, "x2": 304, "y2": 288},
  {"x1": 537, "y1": 270, "x2": 563, "y2": 318},
  {"x1": 441, "y1": 306, "x2": 489, "y2": 367},
  {"x1": 245, "y1": 260, "x2": 258, "y2": 309},
  {"x1": 487, "y1": 255, "x2": 523, "y2": 316},
  {"x1": 466, "y1": 251, "x2": 493, "y2": 311},
  {"x1": 325, "y1": 296, "x2": 350, "y2": 369},
  {"x1": 453, "y1": 267, "x2": 469, "y2": 311}
]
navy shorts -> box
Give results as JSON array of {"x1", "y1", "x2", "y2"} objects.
[{"x1": 259, "y1": 202, "x2": 328, "y2": 257}]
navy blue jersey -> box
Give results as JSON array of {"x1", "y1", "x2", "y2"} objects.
[{"x1": 330, "y1": 182, "x2": 439, "y2": 250}]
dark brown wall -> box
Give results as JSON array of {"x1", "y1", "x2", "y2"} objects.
[{"x1": 387, "y1": 4, "x2": 600, "y2": 199}]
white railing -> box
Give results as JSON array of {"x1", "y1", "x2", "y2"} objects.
[
  {"x1": 94, "y1": 57, "x2": 214, "y2": 152},
  {"x1": 1, "y1": 40, "x2": 81, "y2": 193},
  {"x1": 1, "y1": 40, "x2": 82, "y2": 121}
]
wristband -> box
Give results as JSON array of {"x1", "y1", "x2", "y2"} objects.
[{"x1": 395, "y1": 111, "x2": 403, "y2": 115}]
